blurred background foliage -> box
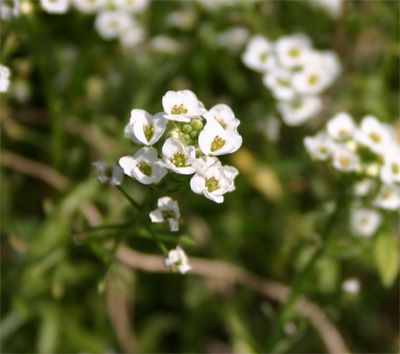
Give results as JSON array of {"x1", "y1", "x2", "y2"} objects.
[{"x1": 1, "y1": 0, "x2": 399, "y2": 353}]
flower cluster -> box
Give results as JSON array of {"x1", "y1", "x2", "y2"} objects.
[
  {"x1": 119, "y1": 90, "x2": 241, "y2": 203},
  {"x1": 299, "y1": 0, "x2": 344, "y2": 19},
  {"x1": 38, "y1": 0, "x2": 148, "y2": 48},
  {"x1": 242, "y1": 33, "x2": 341, "y2": 126},
  {"x1": 304, "y1": 113, "x2": 400, "y2": 237}
]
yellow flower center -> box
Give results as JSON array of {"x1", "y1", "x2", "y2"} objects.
[
  {"x1": 171, "y1": 104, "x2": 188, "y2": 115},
  {"x1": 211, "y1": 135, "x2": 226, "y2": 152},
  {"x1": 136, "y1": 162, "x2": 152, "y2": 176},
  {"x1": 205, "y1": 177, "x2": 220, "y2": 192}
]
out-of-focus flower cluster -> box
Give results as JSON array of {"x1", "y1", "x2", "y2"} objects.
[
  {"x1": 242, "y1": 33, "x2": 341, "y2": 126},
  {"x1": 117, "y1": 90, "x2": 241, "y2": 203},
  {"x1": 0, "y1": 64, "x2": 11, "y2": 93},
  {"x1": 304, "y1": 113, "x2": 400, "y2": 237},
  {"x1": 298, "y1": 0, "x2": 344, "y2": 18}
]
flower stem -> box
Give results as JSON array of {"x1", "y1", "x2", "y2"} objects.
[
  {"x1": 116, "y1": 185, "x2": 141, "y2": 209},
  {"x1": 265, "y1": 182, "x2": 349, "y2": 352}
]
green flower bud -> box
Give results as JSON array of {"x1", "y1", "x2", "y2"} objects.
[{"x1": 190, "y1": 118, "x2": 203, "y2": 131}]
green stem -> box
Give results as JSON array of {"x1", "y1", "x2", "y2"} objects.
[
  {"x1": 146, "y1": 225, "x2": 169, "y2": 256},
  {"x1": 116, "y1": 185, "x2": 141, "y2": 209},
  {"x1": 265, "y1": 182, "x2": 349, "y2": 352}
]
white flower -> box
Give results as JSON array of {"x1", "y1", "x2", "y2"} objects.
[
  {"x1": 112, "y1": 0, "x2": 149, "y2": 13},
  {"x1": 303, "y1": 50, "x2": 342, "y2": 83},
  {"x1": 262, "y1": 68, "x2": 296, "y2": 101},
  {"x1": 341, "y1": 278, "x2": 360, "y2": 295},
  {"x1": 95, "y1": 11, "x2": 133, "y2": 40},
  {"x1": 149, "y1": 35, "x2": 182, "y2": 54},
  {"x1": 162, "y1": 138, "x2": 196, "y2": 175},
  {"x1": 72, "y1": 0, "x2": 106, "y2": 13},
  {"x1": 162, "y1": 90, "x2": 206, "y2": 122},
  {"x1": 307, "y1": 0, "x2": 344, "y2": 18},
  {"x1": 191, "y1": 155, "x2": 219, "y2": 174},
  {"x1": 354, "y1": 115, "x2": 394, "y2": 154},
  {"x1": 326, "y1": 112, "x2": 356, "y2": 140},
  {"x1": 203, "y1": 104, "x2": 240, "y2": 132},
  {"x1": 241, "y1": 35, "x2": 275, "y2": 73},
  {"x1": 124, "y1": 109, "x2": 167, "y2": 146},
  {"x1": 164, "y1": 246, "x2": 191, "y2": 274},
  {"x1": 0, "y1": 64, "x2": 11, "y2": 93},
  {"x1": 292, "y1": 65, "x2": 332, "y2": 96},
  {"x1": 256, "y1": 116, "x2": 281, "y2": 143},
  {"x1": 119, "y1": 21, "x2": 145, "y2": 48},
  {"x1": 190, "y1": 161, "x2": 238, "y2": 203},
  {"x1": 40, "y1": 0, "x2": 69, "y2": 14},
  {"x1": 380, "y1": 149, "x2": 400, "y2": 185},
  {"x1": 277, "y1": 96, "x2": 322, "y2": 126},
  {"x1": 353, "y1": 178, "x2": 375, "y2": 197},
  {"x1": 166, "y1": 7, "x2": 197, "y2": 30},
  {"x1": 304, "y1": 131, "x2": 335, "y2": 161},
  {"x1": 331, "y1": 144, "x2": 360, "y2": 172},
  {"x1": 350, "y1": 208, "x2": 382, "y2": 237},
  {"x1": 1, "y1": 0, "x2": 19, "y2": 20},
  {"x1": 149, "y1": 196, "x2": 180, "y2": 232},
  {"x1": 275, "y1": 33, "x2": 312, "y2": 69},
  {"x1": 119, "y1": 147, "x2": 167, "y2": 185},
  {"x1": 92, "y1": 161, "x2": 123, "y2": 186},
  {"x1": 372, "y1": 184, "x2": 400, "y2": 211},
  {"x1": 198, "y1": 120, "x2": 242, "y2": 156},
  {"x1": 215, "y1": 27, "x2": 250, "y2": 53}
]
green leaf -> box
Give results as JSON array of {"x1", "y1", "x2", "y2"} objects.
[{"x1": 374, "y1": 231, "x2": 399, "y2": 287}]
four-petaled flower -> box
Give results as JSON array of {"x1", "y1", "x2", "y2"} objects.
[
  {"x1": 162, "y1": 90, "x2": 207, "y2": 122},
  {"x1": 162, "y1": 138, "x2": 196, "y2": 175},
  {"x1": 92, "y1": 161, "x2": 124, "y2": 186},
  {"x1": 164, "y1": 246, "x2": 191, "y2": 274},
  {"x1": 203, "y1": 104, "x2": 240, "y2": 132},
  {"x1": 149, "y1": 196, "x2": 180, "y2": 231}
]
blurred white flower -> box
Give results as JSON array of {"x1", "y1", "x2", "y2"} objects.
[
  {"x1": 95, "y1": 11, "x2": 133, "y2": 40},
  {"x1": 40, "y1": 0, "x2": 69, "y2": 14},
  {"x1": 149, "y1": 35, "x2": 182, "y2": 54},
  {"x1": 215, "y1": 27, "x2": 250, "y2": 53},
  {"x1": 353, "y1": 178, "x2": 375, "y2": 197},
  {"x1": 119, "y1": 21, "x2": 145, "y2": 48},
  {"x1": 203, "y1": 104, "x2": 240, "y2": 132},
  {"x1": 262, "y1": 68, "x2": 296, "y2": 101},
  {"x1": 305, "y1": 0, "x2": 344, "y2": 18},
  {"x1": 119, "y1": 147, "x2": 167, "y2": 185},
  {"x1": 191, "y1": 155, "x2": 219, "y2": 174},
  {"x1": 256, "y1": 116, "x2": 281, "y2": 143},
  {"x1": 92, "y1": 161, "x2": 123, "y2": 186},
  {"x1": 149, "y1": 196, "x2": 180, "y2": 232},
  {"x1": 164, "y1": 246, "x2": 191, "y2": 274},
  {"x1": 341, "y1": 278, "x2": 360, "y2": 295},
  {"x1": 162, "y1": 138, "x2": 196, "y2": 175},
  {"x1": 331, "y1": 144, "x2": 360, "y2": 172},
  {"x1": 11, "y1": 79, "x2": 31, "y2": 103},
  {"x1": 380, "y1": 149, "x2": 400, "y2": 185},
  {"x1": 162, "y1": 90, "x2": 206, "y2": 123},
  {"x1": 350, "y1": 207, "x2": 382, "y2": 237},
  {"x1": 304, "y1": 131, "x2": 335, "y2": 161},
  {"x1": 0, "y1": 64, "x2": 11, "y2": 93},
  {"x1": 124, "y1": 109, "x2": 167, "y2": 146},
  {"x1": 112, "y1": 0, "x2": 149, "y2": 13},
  {"x1": 372, "y1": 184, "x2": 400, "y2": 211},
  {"x1": 167, "y1": 6, "x2": 197, "y2": 30},
  {"x1": 1, "y1": 0, "x2": 19, "y2": 19},
  {"x1": 277, "y1": 96, "x2": 322, "y2": 126},
  {"x1": 292, "y1": 65, "x2": 332, "y2": 96},
  {"x1": 355, "y1": 115, "x2": 394, "y2": 154},
  {"x1": 242, "y1": 35, "x2": 275, "y2": 73},
  {"x1": 198, "y1": 120, "x2": 242, "y2": 156},
  {"x1": 190, "y1": 161, "x2": 238, "y2": 203},
  {"x1": 275, "y1": 33, "x2": 311, "y2": 69},
  {"x1": 326, "y1": 112, "x2": 356, "y2": 140},
  {"x1": 72, "y1": 0, "x2": 106, "y2": 13}
]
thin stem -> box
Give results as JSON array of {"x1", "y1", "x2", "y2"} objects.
[
  {"x1": 116, "y1": 185, "x2": 141, "y2": 209},
  {"x1": 265, "y1": 181, "x2": 349, "y2": 352},
  {"x1": 146, "y1": 225, "x2": 169, "y2": 256}
]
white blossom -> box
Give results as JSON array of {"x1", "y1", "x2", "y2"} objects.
[
  {"x1": 380, "y1": 149, "x2": 400, "y2": 185},
  {"x1": 215, "y1": 27, "x2": 250, "y2": 53},
  {"x1": 353, "y1": 179, "x2": 375, "y2": 197},
  {"x1": 198, "y1": 120, "x2": 242, "y2": 156},
  {"x1": 203, "y1": 104, "x2": 240, "y2": 132},
  {"x1": 262, "y1": 68, "x2": 296, "y2": 101},
  {"x1": 119, "y1": 147, "x2": 167, "y2": 185},
  {"x1": 112, "y1": 0, "x2": 149, "y2": 13},
  {"x1": 149, "y1": 196, "x2": 180, "y2": 232},
  {"x1": 164, "y1": 246, "x2": 191, "y2": 274},
  {"x1": 292, "y1": 64, "x2": 332, "y2": 96},
  {"x1": 149, "y1": 35, "x2": 182, "y2": 54},
  {"x1": 326, "y1": 112, "x2": 356, "y2": 140},
  {"x1": 72, "y1": 0, "x2": 106, "y2": 13},
  {"x1": 355, "y1": 115, "x2": 394, "y2": 154},
  {"x1": 190, "y1": 161, "x2": 238, "y2": 203},
  {"x1": 124, "y1": 109, "x2": 167, "y2": 146},
  {"x1": 372, "y1": 184, "x2": 400, "y2": 211},
  {"x1": 350, "y1": 207, "x2": 382, "y2": 237},
  {"x1": 275, "y1": 33, "x2": 311, "y2": 69},
  {"x1": 120, "y1": 21, "x2": 145, "y2": 48},
  {"x1": 304, "y1": 131, "x2": 335, "y2": 161},
  {"x1": 341, "y1": 278, "x2": 360, "y2": 295},
  {"x1": 95, "y1": 11, "x2": 133, "y2": 40},
  {"x1": 92, "y1": 161, "x2": 123, "y2": 186},
  {"x1": 162, "y1": 138, "x2": 196, "y2": 175},
  {"x1": 162, "y1": 90, "x2": 207, "y2": 123},
  {"x1": 331, "y1": 144, "x2": 360, "y2": 172},
  {"x1": 191, "y1": 155, "x2": 219, "y2": 174},
  {"x1": 241, "y1": 35, "x2": 275, "y2": 73},
  {"x1": 0, "y1": 64, "x2": 11, "y2": 93},
  {"x1": 277, "y1": 96, "x2": 322, "y2": 126},
  {"x1": 40, "y1": 0, "x2": 69, "y2": 14},
  {"x1": 92, "y1": 161, "x2": 109, "y2": 183}
]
